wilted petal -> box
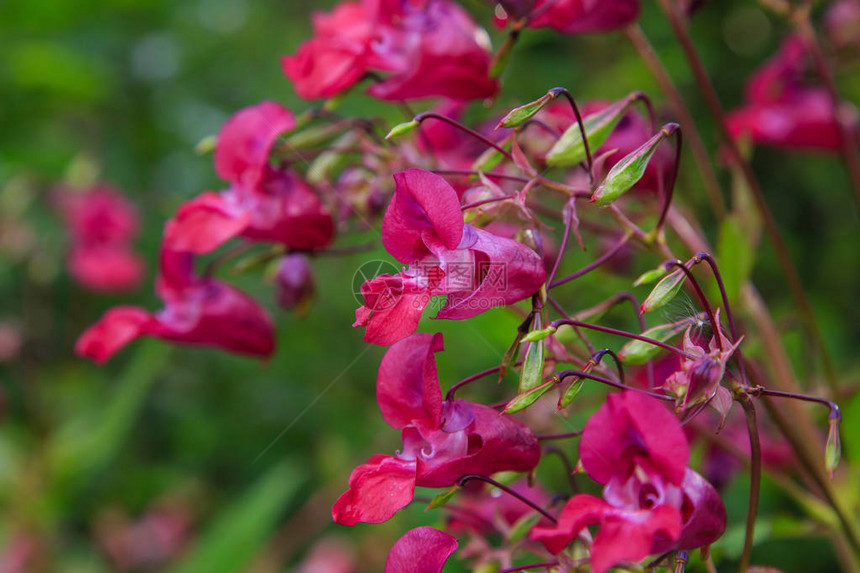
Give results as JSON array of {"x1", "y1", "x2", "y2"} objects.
[
  {"x1": 377, "y1": 332, "x2": 445, "y2": 428},
  {"x1": 332, "y1": 454, "x2": 417, "y2": 525},
  {"x1": 384, "y1": 526, "x2": 458, "y2": 573}
]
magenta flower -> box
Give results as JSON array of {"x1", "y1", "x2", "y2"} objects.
[
  {"x1": 527, "y1": 0, "x2": 640, "y2": 34},
  {"x1": 332, "y1": 333, "x2": 540, "y2": 525},
  {"x1": 274, "y1": 253, "x2": 315, "y2": 312},
  {"x1": 283, "y1": 0, "x2": 498, "y2": 102},
  {"x1": 354, "y1": 169, "x2": 546, "y2": 345},
  {"x1": 163, "y1": 101, "x2": 333, "y2": 255},
  {"x1": 76, "y1": 250, "x2": 274, "y2": 363},
  {"x1": 726, "y1": 36, "x2": 844, "y2": 151},
  {"x1": 55, "y1": 184, "x2": 145, "y2": 293},
  {"x1": 385, "y1": 527, "x2": 458, "y2": 573},
  {"x1": 530, "y1": 392, "x2": 725, "y2": 573}
]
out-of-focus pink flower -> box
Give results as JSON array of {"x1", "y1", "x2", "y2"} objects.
[
  {"x1": 447, "y1": 479, "x2": 551, "y2": 535},
  {"x1": 727, "y1": 36, "x2": 845, "y2": 151},
  {"x1": 283, "y1": 0, "x2": 498, "y2": 102},
  {"x1": 56, "y1": 184, "x2": 145, "y2": 293},
  {"x1": 332, "y1": 333, "x2": 540, "y2": 525},
  {"x1": 0, "y1": 532, "x2": 41, "y2": 573},
  {"x1": 163, "y1": 101, "x2": 333, "y2": 255},
  {"x1": 275, "y1": 253, "x2": 315, "y2": 313},
  {"x1": 825, "y1": 0, "x2": 860, "y2": 51},
  {"x1": 530, "y1": 392, "x2": 725, "y2": 573},
  {"x1": 95, "y1": 502, "x2": 192, "y2": 571},
  {"x1": 354, "y1": 169, "x2": 545, "y2": 345},
  {"x1": 295, "y1": 537, "x2": 355, "y2": 573},
  {"x1": 384, "y1": 527, "x2": 458, "y2": 573},
  {"x1": 499, "y1": 0, "x2": 640, "y2": 34},
  {"x1": 76, "y1": 250, "x2": 274, "y2": 362}
]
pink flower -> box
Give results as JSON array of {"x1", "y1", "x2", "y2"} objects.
[
  {"x1": 283, "y1": 0, "x2": 498, "y2": 102},
  {"x1": 163, "y1": 101, "x2": 333, "y2": 254},
  {"x1": 526, "y1": 0, "x2": 641, "y2": 34},
  {"x1": 354, "y1": 169, "x2": 545, "y2": 345},
  {"x1": 274, "y1": 253, "x2": 315, "y2": 312},
  {"x1": 76, "y1": 250, "x2": 274, "y2": 363},
  {"x1": 56, "y1": 184, "x2": 145, "y2": 293},
  {"x1": 727, "y1": 36, "x2": 845, "y2": 151},
  {"x1": 385, "y1": 527, "x2": 458, "y2": 573},
  {"x1": 332, "y1": 333, "x2": 540, "y2": 525},
  {"x1": 530, "y1": 392, "x2": 725, "y2": 572}
]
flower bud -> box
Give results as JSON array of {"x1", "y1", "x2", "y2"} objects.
[
  {"x1": 591, "y1": 123, "x2": 678, "y2": 206},
  {"x1": 518, "y1": 314, "x2": 546, "y2": 393},
  {"x1": 275, "y1": 254, "x2": 315, "y2": 315},
  {"x1": 640, "y1": 266, "x2": 685, "y2": 315},
  {"x1": 826, "y1": 416, "x2": 842, "y2": 479},
  {"x1": 545, "y1": 93, "x2": 637, "y2": 167},
  {"x1": 497, "y1": 92, "x2": 555, "y2": 129},
  {"x1": 385, "y1": 119, "x2": 420, "y2": 140}
]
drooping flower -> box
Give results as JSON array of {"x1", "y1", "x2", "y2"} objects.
[
  {"x1": 76, "y1": 250, "x2": 274, "y2": 363},
  {"x1": 283, "y1": 0, "x2": 498, "y2": 102},
  {"x1": 661, "y1": 309, "x2": 741, "y2": 419},
  {"x1": 726, "y1": 36, "x2": 845, "y2": 151},
  {"x1": 163, "y1": 101, "x2": 333, "y2": 255},
  {"x1": 530, "y1": 392, "x2": 725, "y2": 573},
  {"x1": 354, "y1": 169, "x2": 545, "y2": 345},
  {"x1": 385, "y1": 527, "x2": 458, "y2": 573},
  {"x1": 332, "y1": 333, "x2": 540, "y2": 525},
  {"x1": 55, "y1": 184, "x2": 145, "y2": 293}
]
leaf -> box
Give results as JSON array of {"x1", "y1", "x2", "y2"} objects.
[
  {"x1": 166, "y1": 459, "x2": 305, "y2": 573},
  {"x1": 716, "y1": 216, "x2": 755, "y2": 305},
  {"x1": 617, "y1": 322, "x2": 687, "y2": 365},
  {"x1": 640, "y1": 268, "x2": 685, "y2": 314},
  {"x1": 545, "y1": 94, "x2": 634, "y2": 168}
]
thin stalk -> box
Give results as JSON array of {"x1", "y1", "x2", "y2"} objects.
[
  {"x1": 447, "y1": 363, "x2": 520, "y2": 401},
  {"x1": 550, "y1": 234, "x2": 631, "y2": 288},
  {"x1": 431, "y1": 169, "x2": 531, "y2": 184},
  {"x1": 546, "y1": 200, "x2": 575, "y2": 286},
  {"x1": 537, "y1": 431, "x2": 583, "y2": 441},
  {"x1": 414, "y1": 112, "x2": 513, "y2": 161},
  {"x1": 655, "y1": 0, "x2": 839, "y2": 396},
  {"x1": 736, "y1": 391, "x2": 761, "y2": 573},
  {"x1": 664, "y1": 259, "x2": 722, "y2": 351},
  {"x1": 697, "y1": 252, "x2": 748, "y2": 383},
  {"x1": 500, "y1": 563, "x2": 560, "y2": 573},
  {"x1": 543, "y1": 445, "x2": 579, "y2": 492},
  {"x1": 456, "y1": 475, "x2": 557, "y2": 524},
  {"x1": 550, "y1": 319, "x2": 695, "y2": 359},
  {"x1": 461, "y1": 194, "x2": 517, "y2": 211},
  {"x1": 655, "y1": 125, "x2": 683, "y2": 232},
  {"x1": 625, "y1": 24, "x2": 726, "y2": 218},
  {"x1": 549, "y1": 87, "x2": 594, "y2": 184},
  {"x1": 555, "y1": 369, "x2": 675, "y2": 402}
]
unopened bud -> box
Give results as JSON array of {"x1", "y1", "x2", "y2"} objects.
[
  {"x1": 385, "y1": 119, "x2": 420, "y2": 140},
  {"x1": 618, "y1": 322, "x2": 687, "y2": 365},
  {"x1": 826, "y1": 416, "x2": 842, "y2": 479},
  {"x1": 640, "y1": 266, "x2": 685, "y2": 314},
  {"x1": 275, "y1": 254, "x2": 315, "y2": 315},
  {"x1": 546, "y1": 93, "x2": 637, "y2": 168},
  {"x1": 633, "y1": 266, "x2": 668, "y2": 287},
  {"x1": 518, "y1": 317, "x2": 545, "y2": 393},
  {"x1": 591, "y1": 123, "x2": 678, "y2": 206},
  {"x1": 497, "y1": 92, "x2": 555, "y2": 129}
]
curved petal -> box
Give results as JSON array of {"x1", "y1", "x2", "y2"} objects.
[
  {"x1": 332, "y1": 454, "x2": 417, "y2": 525},
  {"x1": 580, "y1": 392, "x2": 689, "y2": 486},
  {"x1": 384, "y1": 527, "x2": 458, "y2": 573},
  {"x1": 163, "y1": 192, "x2": 249, "y2": 254},
  {"x1": 353, "y1": 273, "x2": 432, "y2": 346},
  {"x1": 435, "y1": 227, "x2": 545, "y2": 320},
  {"x1": 589, "y1": 505, "x2": 682, "y2": 573},
  {"x1": 377, "y1": 332, "x2": 444, "y2": 428},
  {"x1": 668, "y1": 469, "x2": 727, "y2": 551},
  {"x1": 382, "y1": 169, "x2": 463, "y2": 264},
  {"x1": 75, "y1": 307, "x2": 160, "y2": 364},
  {"x1": 415, "y1": 403, "x2": 540, "y2": 487},
  {"x1": 214, "y1": 101, "x2": 296, "y2": 189},
  {"x1": 530, "y1": 494, "x2": 608, "y2": 555}
]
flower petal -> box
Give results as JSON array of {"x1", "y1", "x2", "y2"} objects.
[
  {"x1": 377, "y1": 332, "x2": 445, "y2": 428},
  {"x1": 163, "y1": 192, "x2": 249, "y2": 254},
  {"x1": 332, "y1": 454, "x2": 417, "y2": 526},
  {"x1": 384, "y1": 526, "x2": 458, "y2": 573}
]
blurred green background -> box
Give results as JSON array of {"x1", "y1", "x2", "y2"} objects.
[{"x1": 0, "y1": 0, "x2": 858, "y2": 571}]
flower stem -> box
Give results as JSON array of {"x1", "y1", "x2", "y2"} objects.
[
  {"x1": 414, "y1": 112, "x2": 513, "y2": 161},
  {"x1": 550, "y1": 233, "x2": 631, "y2": 288},
  {"x1": 736, "y1": 391, "x2": 761, "y2": 573},
  {"x1": 555, "y1": 369, "x2": 674, "y2": 402},
  {"x1": 550, "y1": 318, "x2": 694, "y2": 359},
  {"x1": 655, "y1": 0, "x2": 839, "y2": 397},
  {"x1": 456, "y1": 474, "x2": 557, "y2": 524},
  {"x1": 664, "y1": 258, "x2": 722, "y2": 351},
  {"x1": 499, "y1": 563, "x2": 560, "y2": 573},
  {"x1": 549, "y1": 87, "x2": 594, "y2": 185}
]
